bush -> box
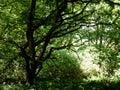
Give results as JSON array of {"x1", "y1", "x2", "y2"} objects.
[{"x1": 39, "y1": 50, "x2": 85, "y2": 80}]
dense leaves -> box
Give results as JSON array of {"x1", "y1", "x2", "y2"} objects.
[{"x1": 0, "y1": 0, "x2": 120, "y2": 89}]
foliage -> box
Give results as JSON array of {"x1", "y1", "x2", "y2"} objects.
[
  {"x1": 0, "y1": 0, "x2": 120, "y2": 87},
  {"x1": 1, "y1": 79, "x2": 120, "y2": 90},
  {"x1": 39, "y1": 50, "x2": 85, "y2": 80}
]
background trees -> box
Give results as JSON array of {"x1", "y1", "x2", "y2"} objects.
[{"x1": 0, "y1": 0, "x2": 120, "y2": 87}]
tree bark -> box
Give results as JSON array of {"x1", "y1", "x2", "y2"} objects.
[
  {"x1": 26, "y1": 61, "x2": 37, "y2": 85},
  {"x1": 25, "y1": 0, "x2": 37, "y2": 85}
]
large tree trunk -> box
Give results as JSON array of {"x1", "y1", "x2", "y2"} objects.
[
  {"x1": 25, "y1": 60, "x2": 43, "y2": 85},
  {"x1": 25, "y1": 60, "x2": 37, "y2": 85},
  {"x1": 26, "y1": 69, "x2": 35, "y2": 85},
  {"x1": 26, "y1": 0, "x2": 37, "y2": 85}
]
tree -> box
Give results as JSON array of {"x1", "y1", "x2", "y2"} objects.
[{"x1": 0, "y1": 0, "x2": 120, "y2": 85}]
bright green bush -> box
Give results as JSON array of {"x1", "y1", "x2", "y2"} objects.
[{"x1": 39, "y1": 50, "x2": 85, "y2": 80}]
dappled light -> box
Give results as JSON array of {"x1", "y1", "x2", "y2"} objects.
[{"x1": 0, "y1": 0, "x2": 120, "y2": 89}]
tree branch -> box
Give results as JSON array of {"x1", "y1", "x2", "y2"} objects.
[
  {"x1": 62, "y1": 1, "x2": 90, "y2": 20},
  {"x1": 38, "y1": 22, "x2": 63, "y2": 61}
]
